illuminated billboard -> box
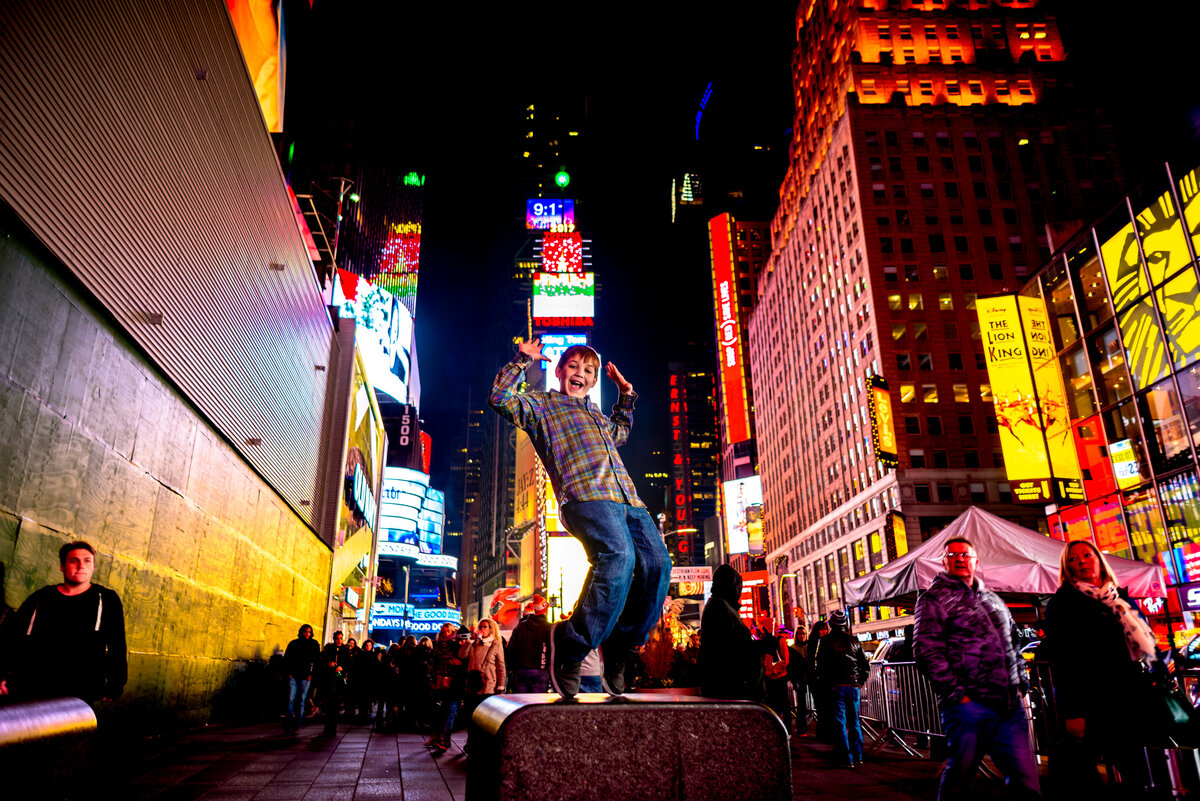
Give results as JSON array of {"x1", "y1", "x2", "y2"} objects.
[
  {"x1": 709, "y1": 214, "x2": 751, "y2": 444},
  {"x1": 977, "y1": 294, "x2": 1084, "y2": 503},
  {"x1": 375, "y1": 222, "x2": 422, "y2": 313},
  {"x1": 227, "y1": 0, "x2": 282, "y2": 132},
  {"x1": 378, "y1": 466, "x2": 444, "y2": 554},
  {"x1": 539, "y1": 332, "x2": 602, "y2": 407},
  {"x1": 526, "y1": 199, "x2": 575, "y2": 230},
  {"x1": 867, "y1": 375, "x2": 898, "y2": 466},
  {"x1": 723, "y1": 476, "x2": 764, "y2": 555},
  {"x1": 533, "y1": 272, "x2": 594, "y2": 322},
  {"x1": 541, "y1": 231, "x2": 584, "y2": 274},
  {"x1": 547, "y1": 534, "x2": 591, "y2": 620},
  {"x1": 334, "y1": 270, "x2": 413, "y2": 404}
]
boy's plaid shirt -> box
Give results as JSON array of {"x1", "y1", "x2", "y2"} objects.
[{"x1": 489, "y1": 356, "x2": 645, "y2": 509}]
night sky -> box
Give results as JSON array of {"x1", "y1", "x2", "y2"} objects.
[{"x1": 285, "y1": 2, "x2": 1200, "y2": 513}]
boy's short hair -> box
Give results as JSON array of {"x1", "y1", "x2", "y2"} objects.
[
  {"x1": 59, "y1": 540, "x2": 95, "y2": 566},
  {"x1": 556, "y1": 344, "x2": 600, "y2": 372}
]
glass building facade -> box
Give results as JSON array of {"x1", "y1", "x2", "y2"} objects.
[{"x1": 1021, "y1": 162, "x2": 1200, "y2": 646}]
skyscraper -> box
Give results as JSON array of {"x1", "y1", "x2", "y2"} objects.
[{"x1": 750, "y1": 0, "x2": 1125, "y2": 633}]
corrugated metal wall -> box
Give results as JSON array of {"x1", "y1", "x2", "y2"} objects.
[{"x1": 0, "y1": 0, "x2": 332, "y2": 525}]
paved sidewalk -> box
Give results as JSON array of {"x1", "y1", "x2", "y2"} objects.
[{"x1": 111, "y1": 716, "x2": 1042, "y2": 800}]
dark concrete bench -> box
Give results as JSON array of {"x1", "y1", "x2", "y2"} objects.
[{"x1": 467, "y1": 692, "x2": 791, "y2": 801}]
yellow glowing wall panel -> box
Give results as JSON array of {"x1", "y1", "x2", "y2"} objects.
[
  {"x1": 1118, "y1": 298, "x2": 1171, "y2": 390},
  {"x1": 519, "y1": 530, "x2": 537, "y2": 597},
  {"x1": 1156, "y1": 267, "x2": 1200, "y2": 369},
  {"x1": 1101, "y1": 218, "x2": 1149, "y2": 312},
  {"x1": 514, "y1": 431, "x2": 538, "y2": 529},
  {"x1": 226, "y1": 0, "x2": 282, "y2": 132},
  {"x1": 1136, "y1": 191, "x2": 1191, "y2": 285},
  {"x1": 547, "y1": 535, "x2": 591, "y2": 618},
  {"x1": 978, "y1": 294, "x2": 1082, "y2": 503},
  {"x1": 1177, "y1": 168, "x2": 1200, "y2": 255},
  {"x1": 545, "y1": 477, "x2": 567, "y2": 533},
  {"x1": 892, "y1": 515, "x2": 909, "y2": 558}
]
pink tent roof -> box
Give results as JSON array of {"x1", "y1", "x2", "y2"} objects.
[{"x1": 843, "y1": 506, "x2": 1167, "y2": 607}]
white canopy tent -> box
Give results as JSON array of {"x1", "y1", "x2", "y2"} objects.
[{"x1": 843, "y1": 506, "x2": 1167, "y2": 607}]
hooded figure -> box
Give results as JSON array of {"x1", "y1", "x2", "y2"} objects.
[{"x1": 700, "y1": 565, "x2": 763, "y2": 700}]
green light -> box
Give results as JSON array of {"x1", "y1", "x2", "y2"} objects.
[
  {"x1": 555, "y1": 170, "x2": 570, "y2": 188},
  {"x1": 287, "y1": 142, "x2": 295, "y2": 163},
  {"x1": 349, "y1": 193, "x2": 360, "y2": 203},
  {"x1": 403, "y1": 171, "x2": 425, "y2": 187}
]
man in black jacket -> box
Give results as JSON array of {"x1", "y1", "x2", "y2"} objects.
[
  {"x1": 700, "y1": 565, "x2": 762, "y2": 700},
  {"x1": 1, "y1": 541, "x2": 126, "y2": 705},
  {"x1": 814, "y1": 610, "x2": 869, "y2": 768},
  {"x1": 283, "y1": 624, "x2": 320, "y2": 732},
  {"x1": 507, "y1": 595, "x2": 551, "y2": 692},
  {"x1": 914, "y1": 537, "x2": 1039, "y2": 800}
]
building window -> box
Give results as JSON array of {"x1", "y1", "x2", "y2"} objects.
[
  {"x1": 986, "y1": 416, "x2": 999, "y2": 434},
  {"x1": 970, "y1": 482, "x2": 987, "y2": 503},
  {"x1": 958, "y1": 414, "x2": 974, "y2": 434},
  {"x1": 933, "y1": 450, "x2": 949, "y2": 469},
  {"x1": 997, "y1": 481, "x2": 1012, "y2": 502},
  {"x1": 937, "y1": 482, "x2": 954, "y2": 502},
  {"x1": 922, "y1": 384, "x2": 939, "y2": 403},
  {"x1": 920, "y1": 183, "x2": 935, "y2": 198},
  {"x1": 926, "y1": 416, "x2": 943, "y2": 435},
  {"x1": 881, "y1": 237, "x2": 894, "y2": 253},
  {"x1": 964, "y1": 450, "x2": 980, "y2": 468},
  {"x1": 909, "y1": 293, "x2": 924, "y2": 311},
  {"x1": 980, "y1": 384, "x2": 993, "y2": 402},
  {"x1": 911, "y1": 449, "x2": 927, "y2": 468},
  {"x1": 888, "y1": 294, "x2": 903, "y2": 310},
  {"x1": 918, "y1": 353, "x2": 934, "y2": 371},
  {"x1": 884, "y1": 264, "x2": 898, "y2": 282},
  {"x1": 959, "y1": 264, "x2": 974, "y2": 280},
  {"x1": 897, "y1": 353, "x2": 912, "y2": 370},
  {"x1": 914, "y1": 484, "x2": 932, "y2": 503},
  {"x1": 948, "y1": 353, "x2": 964, "y2": 370},
  {"x1": 905, "y1": 416, "x2": 921, "y2": 434},
  {"x1": 900, "y1": 384, "x2": 916, "y2": 403},
  {"x1": 932, "y1": 264, "x2": 948, "y2": 280},
  {"x1": 954, "y1": 236, "x2": 969, "y2": 252},
  {"x1": 953, "y1": 384, "x2": 970, "y2": 403},
  {"x1": 892, "y1": 323, "x2": 907, "y2": 341},
  {"x1": 939, "y1": 293, "x2": 954, "y2": 311},
  {"x1": 913, "y1": 322, "x2": 928, "y2": 340}
]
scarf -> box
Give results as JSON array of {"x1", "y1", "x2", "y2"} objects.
[
  {"x1": 478, "y1": 634, "x2": 496, "y2": 646},
  {"x1": 1073, "y1": 580, "x2": 1158, "y2": 665}
]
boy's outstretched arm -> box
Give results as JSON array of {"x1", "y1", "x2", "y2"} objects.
[
  {"x1": 605, "y1": 361, "x2": 637, "y2": 447},
  {"x1": 488, "y1": 338, "x2": 549, "y2": 430}
]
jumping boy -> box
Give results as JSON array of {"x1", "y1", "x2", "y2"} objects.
[{"x1": 489, "y1": 339, "x2": 670, "y2": 698}]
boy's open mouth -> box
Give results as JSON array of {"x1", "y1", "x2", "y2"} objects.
[{"x1": 569, "y1": 377, "x2": 586, "y2": 390}]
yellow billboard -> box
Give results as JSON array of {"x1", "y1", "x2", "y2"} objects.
[
  {"x1": 515, "y1": 430, "x2": 539, "y2": 528},
  {"x1": 977, "y1": 294, "x2": 1082, "y2": 503},
  {"x1": 867, "y1": 375, "x2": 898, "y2": 466}
]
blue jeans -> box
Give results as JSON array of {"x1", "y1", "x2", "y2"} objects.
[
  {"x1": 829, "y1": 685, "x2": 863, "y2": 764},
  {"x1": 287, "y1": 677, "x2": 310, "y2": 727},
  {"x1": 939, "y1": 699, "x2": 1040, "y2": 801},
  {"x1": 557, "y1": 501, "x2": 671, "y2": 663}
]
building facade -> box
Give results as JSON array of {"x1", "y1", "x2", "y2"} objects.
[{"x1": 751, "y1": 0, "x2": 1126, "y2": 634}]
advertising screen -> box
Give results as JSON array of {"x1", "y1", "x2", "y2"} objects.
[
  {"x1": 547, "y1": 534, "x2": 591, "y2": 619},
  {"x1": 709, "y1": 214, "x2": 751, "y2": 444},
  {"x1": 532, "y1": 272, "x2": 594, "y2": 321},
  {"x1": 334, "y1": 269, "x2": 413, "y2": 404},
  {"x1": 977, "y1": 294, "x2": 1083, "y2": 503},
  {"x1": 514, "y1": 431, "x2": 539, "y2": 530},
  {"x1": 539, "y1": 333, "x2": 602, "y2": 407},
  {"x1": 378, "y1": 466, "x2": 443, "y2": 554},
  {"x1": 526, "y1": 199, "x2": 575, "y2": 230},
  {"x1": 541, "y1": 231, "x2": 584, "y2": 274},
  {"x1": 723, "y1": 476, "x2": 764, "y2": 555}
]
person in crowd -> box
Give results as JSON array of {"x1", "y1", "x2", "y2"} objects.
[
  {"x1": 318, "y1": 631, "x2": 351, "y2": 735},
  {"x1": 787, "y1": 622, "x2": 810, "y2": 735},
  {"x1": 1, "y1": 541, "x2": 127, "y2": 706},
  {"x1": 1045, "y1": 539, "x2": 1168, "y2": 794},
  {"x1": 888, "y1": 624, "x2": 915, "y2": 663},
  {"x1": 762, "y1": 626, "x2": 791, "y2": 722},
  {"x1": 413, "y1": 636, "x2": 434, "y2": 729},
  {"x1": 354, "y1": 639, "x2": 380, "y2": 723},
  {"x1": 460, "y1": 618, "x2": 506, "y2": 715},
  {"x1": 699, "y1": 564, "x2": 763, "y2": 699},
  {"x1": 283, "y1": 624, "x2": 320, "y2": 732},
  {"x1": 914, "y1": 536, "x2": 1040, "y2": 800},
  {"x1": 490, "y1": 340, "x2": 670, "y2": 698},
  {"x1": 506, "y1": 594, "x2": 551, "y2": 692},
  {"x1": 806, "y1": 620, "x2": 834, "y2": 742},
  {"x1": 428, "y1": 622, "x2": 467, "y2": 752},
  {"x1": 814, "y1": 610, "x2": 870, "y2": 768},
  {"x1": 381, "y1": 642, "x2": 403, "y2": 731}
]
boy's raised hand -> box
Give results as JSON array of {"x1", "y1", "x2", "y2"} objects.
[
  {"x1": 519, "y1": 338, "x2": 550, "y2": 362},
  {"x1": 606, "y1": 362, "x2": 633, "y2": 395}
]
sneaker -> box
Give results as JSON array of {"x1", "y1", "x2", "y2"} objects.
[
  {"x1": 599, "y1": 645, "x2": 627, "y2": 696},
  {"x1": 548, "y1": 621, "x2": 582, "y2": 699}
]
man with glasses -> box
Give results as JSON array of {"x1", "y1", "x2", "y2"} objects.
[{"x1": 914, "y1": 537, "x2": 1039, "y2": 800}]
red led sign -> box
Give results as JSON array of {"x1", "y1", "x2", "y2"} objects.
[
  {"x1": 709, "y1": 214, "x2": 751, "y2": 444},
  {"x1": 541, "y1": 231, "x2": 584, "y2": 275}
]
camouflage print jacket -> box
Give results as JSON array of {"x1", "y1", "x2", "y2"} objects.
[{"x1": 913, "y1": 572, "x2": 1027, "y2": 712}]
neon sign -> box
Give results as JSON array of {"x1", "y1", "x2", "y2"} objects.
[
  {"x1": 708, "y1": 214, "x2": 751, "y2": 444},
  {"x1": 526, "y1": 199, "x2": 576, "y2": 230},
  {"x1": 541, "y1": 231, "x2": 584, "y2": 275}
]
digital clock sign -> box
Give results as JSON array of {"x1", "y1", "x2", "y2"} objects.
[{"x1": 526, "y1": 199, "x2": 575, "y2": 230}]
